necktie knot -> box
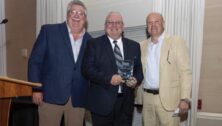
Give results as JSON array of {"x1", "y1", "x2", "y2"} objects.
[{"x1": 113, "y1": 40, "x2": 117, "y2": 44}]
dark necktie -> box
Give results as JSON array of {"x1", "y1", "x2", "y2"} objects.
[{"x1": 113, "y1": 40, "x2": 123, "y2": 93}]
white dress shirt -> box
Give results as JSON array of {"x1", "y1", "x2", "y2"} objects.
[
  {"x1": 108, "y1": 36, "x2": 124, "y2": 93},
  {"x1": 144, "y1": 34, "x2": 164, "y2": 89},
  {"x1": 67, "y1": 24, "x2": 85, "y2": 62}
]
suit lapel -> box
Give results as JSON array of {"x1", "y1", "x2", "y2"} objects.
[
  {"x1": 59, "y1": 22, "x2": 75, "y2": 63},
  {"x1": 160, "y1": 34, "x2": 172, "y2": 70},
  {"x1": 122, "y1": 38, "x2": 128, "y2": 60},
  {"x1": 76, "y1": 33, "x2": 89, "y2": 65},
  {"x1": 103, "y1": 35, "x2": 117, "y2": 69}
]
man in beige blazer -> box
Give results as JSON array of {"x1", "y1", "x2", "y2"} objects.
[{"x1": 136, "y1": 12, "x2": 192, "y2": 126}]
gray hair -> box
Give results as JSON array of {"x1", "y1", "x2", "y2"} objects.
[{"x1": 67, "y1": 0, "x2": 87, "y2": 16}]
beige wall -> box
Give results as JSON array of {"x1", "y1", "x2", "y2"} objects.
[
  {"x1": 199, "y1": 0, "x2": 222, "y2": 113},
  {"x1": 5, "y1": 0, "x2": 36, "y2": 80}
]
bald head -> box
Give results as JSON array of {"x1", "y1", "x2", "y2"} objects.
[
  {"x1": 146, "y1": 12, "x2": 165, "y2": 41},
  {"x1": 105, "y1": 11, "x2": 123, "y2": 21},
  {"x1": 146, "y1": 12, "x2": 164, "y2": 23},
  {"x1": 105, "y1": 11, "x2": 124, "y2": 40}
]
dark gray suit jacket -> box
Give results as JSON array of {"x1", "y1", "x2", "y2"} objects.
[{"x1": 82, "y1": 35, "x2": 143, "y2": 115}]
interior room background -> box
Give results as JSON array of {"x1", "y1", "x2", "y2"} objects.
[{"x1": 0, "y1": 0, "x2": 222, "y2": 126}]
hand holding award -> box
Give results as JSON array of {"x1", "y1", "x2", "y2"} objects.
[{"x1": 118, "y1": 59, "x2": 137, "y2": 88}]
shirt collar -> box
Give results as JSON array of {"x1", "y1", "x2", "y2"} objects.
[
  {"x1": 66, "y1": 22, "x2": 85, "y2": 38},
  {"x1": 150, "y1": 32, "x2": 165, "y2": 45},
  {"x1": 108, "y1": 36, "x2": 122, "y2": 45}
]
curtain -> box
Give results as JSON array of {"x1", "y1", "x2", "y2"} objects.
[
  {"x1": 0, "y1": 0, "x2": 7, "y2": 76},
  {"x1": 36, "y1": 0, "x2": 70, "y2": 35}
]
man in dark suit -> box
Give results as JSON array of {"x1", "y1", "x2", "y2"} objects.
[
  {"x1": 82, "y1": 11, "x2": 143, "y2": 126},
  {"x1": 28, "y1": 1, "x2": 92, "y2": 126}
]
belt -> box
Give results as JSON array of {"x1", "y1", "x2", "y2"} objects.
[
  {"x1": 117, "y1": 93, "x2": 124, "y2": 97},
  {"x1": 144, "y1": 88, "x2": 159, "y2": 95}
]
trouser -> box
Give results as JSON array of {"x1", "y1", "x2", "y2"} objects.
[
  {"x1": 38, "y1": 98, "x2": 85, "y2": 126},
  {"x1": 142, "y1": 92, "x2": 180, "y2": 126},
  {"x1": 91, "y1": 95, "x2": 133, "y2": 126}
]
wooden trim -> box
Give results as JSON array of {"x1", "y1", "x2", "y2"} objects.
[{"x1": 0, "y1": 99, "x2": 11, "y2": 126}]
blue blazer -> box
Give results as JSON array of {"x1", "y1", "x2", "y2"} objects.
[
  {"x1": 28, "y1": 22, "x2": 92, "y2": 107},
  {"x1": 82, "y1": 35, "x2": 143, "y2": 115}
]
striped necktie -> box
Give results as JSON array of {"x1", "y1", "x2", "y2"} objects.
[
  {"x1": 113, "y1": 40, "x2": 123, "y2": 71},
  {"x1": 113, "y1": 40, "x2": 123, "y2": 93}
]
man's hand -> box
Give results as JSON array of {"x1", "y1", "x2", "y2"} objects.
[
  {"x1": 126, "y1": 77, "x2": 137, "y2": 88},
  {"x1": 110, "y1": 74, "x2": 125, "y2": 86},
  {"x1": 32, "y1": 92, "x2": 43, "y2": 106},
  {"x1": 178, "y1": 99, "x2": 190, "y2": 115}
]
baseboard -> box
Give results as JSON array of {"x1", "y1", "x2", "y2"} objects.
[
  {"x1": 197, "y1": 112, "x2": 222, "y2": 120},
  {"x1": 197, "y1": 112, "x2": 222, "y2": 126}
]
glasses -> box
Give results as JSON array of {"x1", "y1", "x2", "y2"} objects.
[
  {"x1": 70, "y1": 10, "x2": 85, "y2": 17},
  {"x1": 106, "y1": 21, "x2": 123, "y2": 26}
]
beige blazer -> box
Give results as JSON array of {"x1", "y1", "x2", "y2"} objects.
[{"x1": 135, "y1": 34, "x2": 192, "y2": 111}]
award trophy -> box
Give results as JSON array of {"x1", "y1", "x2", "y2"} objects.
[{"x1": 118, "y1": 59, "x2": 134, "y2": 80}]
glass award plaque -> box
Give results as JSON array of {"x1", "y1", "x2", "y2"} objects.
[{"x1": 118, "y1": 59, "x2": 134, "y2": 80}]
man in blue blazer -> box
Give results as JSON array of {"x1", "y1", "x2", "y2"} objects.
[
  {"x1": 82, "y1": 11, "x2": 143, "y2": 126},
  {"x1": 28, "y1": 1, "x2": 92, "y2": 126}
]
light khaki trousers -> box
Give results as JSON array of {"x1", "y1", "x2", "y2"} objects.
[
  {"x1": 142, "y1": 92, "x2": 180, "y2": 126},
  {"x1": 38, "y1": 98, "x2": 85, "y2": 126}
]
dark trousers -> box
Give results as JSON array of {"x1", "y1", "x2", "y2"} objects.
[{"x1": 91, "y1": 96, "x2": 133, "y2": 126}]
